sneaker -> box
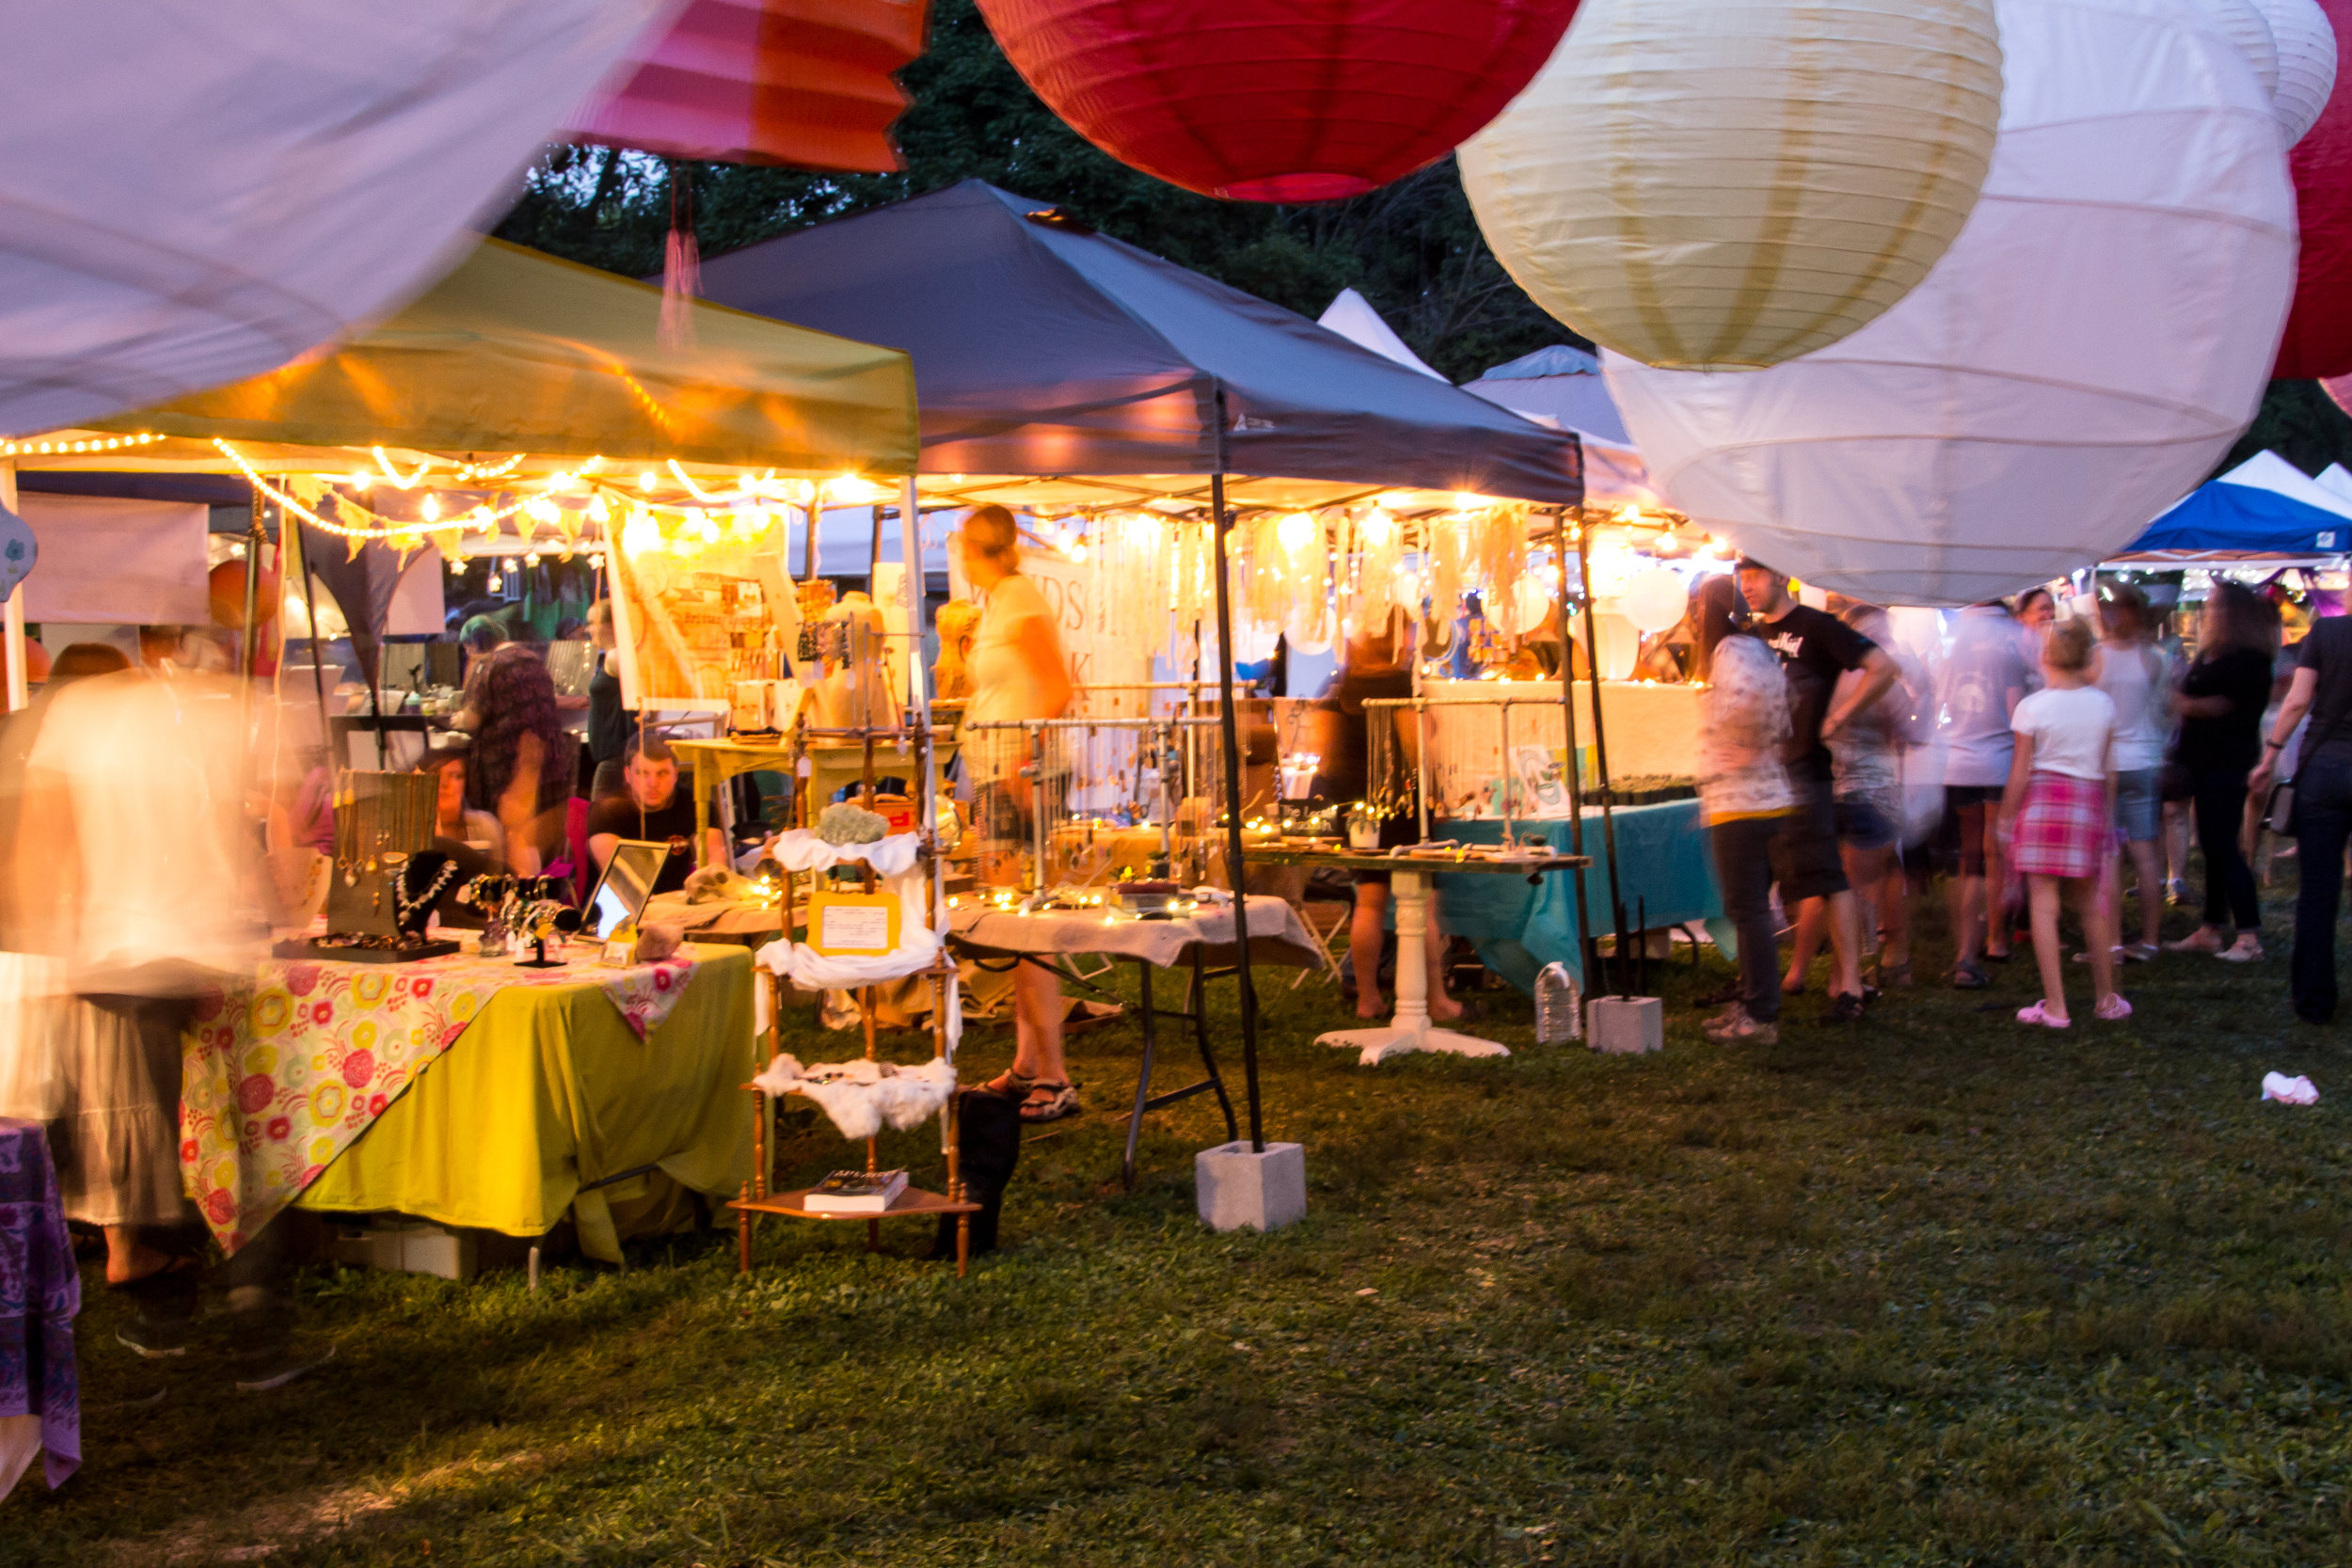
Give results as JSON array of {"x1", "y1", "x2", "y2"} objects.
[
  {"x1": 2166, "y1": 879, "x2": 2190, "y2": 908},
  {"x1": 1824, "y1": 991, "x2": 1867, "y2": 1024},
  {"x1": 1704, "y1": 1003, "x2": 1776, "y2": 1044},
  {"x1": 233, "y1": 1341, "x2": 335, "y2": 1394}
]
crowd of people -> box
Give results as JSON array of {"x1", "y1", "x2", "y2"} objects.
[{"x1": 1691, "y1": 563, "x2": 2331, "y2": 1044}]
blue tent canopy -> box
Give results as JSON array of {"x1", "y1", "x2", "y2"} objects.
[{"x1": 2122, "y1": 480, "x2": 2352, "y2": 560}]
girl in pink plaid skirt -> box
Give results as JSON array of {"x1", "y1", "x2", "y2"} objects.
[{"x1": 1999, "y1": 619, "x2": 2127, "y2": 1027}]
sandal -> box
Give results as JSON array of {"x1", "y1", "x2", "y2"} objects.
[
  {"x1": 2094, "y1": 994, "x2": 2133, "y2": 1022},
  {"x1": 981, "y1": 1069, "x2": 1037, "y2": 1100},
  {"x1": 2015, "y1": 1001, "x2": 2071, "y2": 1029},
  {"x1": 1950, "y1": 960, "x2": 1991, "y2": 990},
  {"x1": 1875, "y1": 960, "x2": 1914, "y2": 990},
  {"x1": 1019, "y1": 1082, "x2": 1080, "y2": 1123},
  {"x1": 1061, "y1": 999, "x2": 1125, "y2": 1035}
]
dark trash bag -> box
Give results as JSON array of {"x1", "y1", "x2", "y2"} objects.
[{"x1": 930, "y1": 1088, "x2": 1021, "y2": 1260}]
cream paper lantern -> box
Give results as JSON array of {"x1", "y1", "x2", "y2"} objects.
[
  {"x1": 1458, "y1": 0, "x2": 2004, "y2": 371},
  {"x1": 2256, "y1": 0, "x2": 2339, "y2": 142},
  {"x1": 1614, "y1": 567, "x2": 1690, "y2": 634},
  {"x1": 1603, "y1": 0, "x2": 2297, "y2": 608},
  {"x1": 2199, "y1": 0, "x2": 2281, "y2": 100}
]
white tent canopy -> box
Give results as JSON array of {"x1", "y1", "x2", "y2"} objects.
[{"x1": 1314, "y1": 289, "x2": 1445, "y2": 379}]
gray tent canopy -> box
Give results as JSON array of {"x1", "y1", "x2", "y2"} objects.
[
  {"x1": 1459, "y1": 344, "x2": 1632, "y2": 447},
  {"x1": 694, "y1": 180, "x2": 1582, "y2": 510}
]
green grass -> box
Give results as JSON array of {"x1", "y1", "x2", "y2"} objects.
[{"x1": 12, "y1": 871, "x2": 2352, "y2": 1566}]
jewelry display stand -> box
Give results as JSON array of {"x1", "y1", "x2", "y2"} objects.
[{"x1": 273, "y1": 771, "x2": 460, "y2": 962}]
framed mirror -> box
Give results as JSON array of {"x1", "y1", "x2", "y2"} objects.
[{"x1": 585, "y1": 839, "x2": 668, "y2": 940}]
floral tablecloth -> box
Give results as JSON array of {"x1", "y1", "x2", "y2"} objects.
[
  {"x1": 0, "y1": 1118, "x2": 77, "y2": 1498},
  {"x1": 181, "y1": 948, "x2": 703, "y2": 1251}
]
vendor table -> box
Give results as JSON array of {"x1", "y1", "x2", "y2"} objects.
[
  {"x1": 1248, "y1": 848, "x2": 1588, "y2": 1066},
  {"x1": 946, "y1": 896, "x2": 1319, "y2": 1185},
  {"x1": 216, "y1": 945, "x2": 757, "y2": 1265},
  {"x1": 1434, "y1": 801, "x2": 1721, "y2": 992},
  {"x1": 0, "y1": 1118, "x2": 76, "y2": 1503},
  {"x1": 673, "y1": 734, "x2": 960, "y2": 865}
]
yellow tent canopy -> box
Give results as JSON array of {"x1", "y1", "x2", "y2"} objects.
[{"x1": 77, "y1": 238, "x2": 917, "y2": 476}]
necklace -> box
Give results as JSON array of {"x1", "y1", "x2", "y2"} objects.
[{"x1": 395, "y1": 855, "x2": 460, "y2": 929}]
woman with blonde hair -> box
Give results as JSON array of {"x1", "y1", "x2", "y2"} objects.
[{"x1": 958, "y1": 504, "x2": 1084, "y2": 1121}]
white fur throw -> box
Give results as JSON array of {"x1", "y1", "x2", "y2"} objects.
[{"x1": 752, "y1": 1053, "x2": 959, "y2": 1141}]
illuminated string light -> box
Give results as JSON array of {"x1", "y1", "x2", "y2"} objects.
[{"x1": 0, "y1": 431, "x2": 167, "y2": 457}]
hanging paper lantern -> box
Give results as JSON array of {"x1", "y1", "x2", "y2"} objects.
[
  {"x1": 1458, "y1": 0, "x2": 2004, "y2": 371},
  {"x1": 2256, "y1": 0, "x2": 2339, "y2": 142},
  {"x1": 972, "y1": 0, "x2": 1583, "y2": 202},
  {"x1": 1614, "y1": 567, "x2": 1688, "y2": 635},
  {"x1": 2199, "y1": 0, "x2": 2282, "y2": 100},
  {"x1": 2274, "y1": 0, "x2": 2352, "y2": 377},
  {"x1": 1604, "y1": 0, "x2": 2296, "y2": 607}
]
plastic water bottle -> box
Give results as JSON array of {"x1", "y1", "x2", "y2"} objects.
[{"x1": 1534, "y1": 961, "x2": 1581, "y2": 1043}]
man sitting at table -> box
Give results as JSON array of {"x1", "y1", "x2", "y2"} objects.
[{"x1": 586, "y1": 733, "x2": 724, "y2": 896}]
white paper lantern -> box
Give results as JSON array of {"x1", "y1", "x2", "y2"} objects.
[
  {"x1": 1459, "y1": 0, "x2": 2004, "y2": 371},
  {"x1": 1604, "y1": 0, "x2": 2296, "y2": 607},
  {"x1": 1615, "y1": 567, "x2": 1690, "y2": 634},
  {"x1": 2255, "y1": 0, "x2": 2339, "y2": 142},
  {"x1": 2198, "y1": 0, "x2": 2281, "y2": 100}
]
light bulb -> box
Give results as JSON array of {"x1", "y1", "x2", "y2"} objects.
[
  {"x1": 1277, "y1": 512, "x2": 1316, "y2": 554},
  {"x1": 588, "y1": 495, "x2": 612, "y2": 524},
  {"x1": 1359, "y1": 506, "x2": 1394, "y2": 547},
  {"x1": 637, "y1": 470, "x2": 658, "y2": 493},
  {"x1": 487, "y1": 574, "x2": 502, "y2": 594},
  {"x1": 420, "y1": 494, "x2": 440, "y2": 522}
]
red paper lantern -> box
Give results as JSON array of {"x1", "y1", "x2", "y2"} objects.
[
  {"x1": 2276, "y1": 0, "x2": 2352, "y2": 378},
  {"x1": 974, "y1": 0, "x2": 1585, "y2": 202}
]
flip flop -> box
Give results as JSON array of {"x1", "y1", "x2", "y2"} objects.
[{"x1": 2015, "y1": 1001, "x2": 2071, "y2": 1029}]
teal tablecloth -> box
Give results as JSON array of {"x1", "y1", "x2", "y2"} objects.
[{"x1": 1433, "y1": 800, "x2": 1723, "y2": 993}]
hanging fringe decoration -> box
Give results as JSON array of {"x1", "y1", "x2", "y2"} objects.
[{"x1": 658, "y1": 164, "x2": 701, "y2": 351}]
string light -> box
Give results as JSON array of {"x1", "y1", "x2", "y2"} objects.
[{"x1": 0, "y1": 431, "x2": 166, "y2": 457}]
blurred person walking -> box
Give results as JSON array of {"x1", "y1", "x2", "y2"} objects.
[
  {"x1": 1696, "y1": 618, "x2": 1795, "y2": 1045},
  {"x1": 2165, "y1": 584, "x2": 2274, "y2": 961},
  {"x1": 1784, "y1": 601, "x2": 1921, "y2": 990},
  {"x1": 1937, "y1": 600, "x2": 2030, "y2": 988},
  {"x1": 2092, "y1": 585, "x2": 2171, "y2": 960}
]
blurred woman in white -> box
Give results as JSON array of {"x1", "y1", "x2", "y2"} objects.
[{"x1": 2094, "y1": 585, "x2": 2170, "y2": 960}]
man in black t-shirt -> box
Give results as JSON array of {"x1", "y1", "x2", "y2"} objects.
[
  {"x1": 584, "y1": 733, "x2": 723, "y2": 897},
  {"x1": 1737, "y1": 559, "x2": 1900, "y2": 1023}
]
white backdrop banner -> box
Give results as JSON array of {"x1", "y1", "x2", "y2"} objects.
[{"x1": 18, "y1": 494, "x2": 207, "y2": 624}]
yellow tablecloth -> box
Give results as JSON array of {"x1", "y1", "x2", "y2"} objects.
[{"x1": 296, "y1": 945, "x2": 755, "y2": 1261}]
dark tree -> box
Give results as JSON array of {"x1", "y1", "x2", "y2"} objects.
[
  {"x1": 2219, "y1": 379, "x2": 2352, "y2": 478},
  {"x1": 492, "y1": 0, "x2": 1576, "y2": 382}
]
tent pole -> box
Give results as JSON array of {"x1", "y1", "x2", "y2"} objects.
[
  {"x1": 240, "y1": 491, "x2": 265, "y2": 679},
  {"x1": 294, "y1": 527, "x2": 332, "y2": 766},
  {"x1": 1549, "y1": 508, "x2": 1595, "y2": 983},
  {"x1": 1575, "y1": 514, "x2": 1629, "y2": 995},
  {"x1": 1209, "y1": 464, "x2": 1263, "y2": 1152},
  {"x1": 2, "y1": 461, "x2": 24, "y2": 714}
]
